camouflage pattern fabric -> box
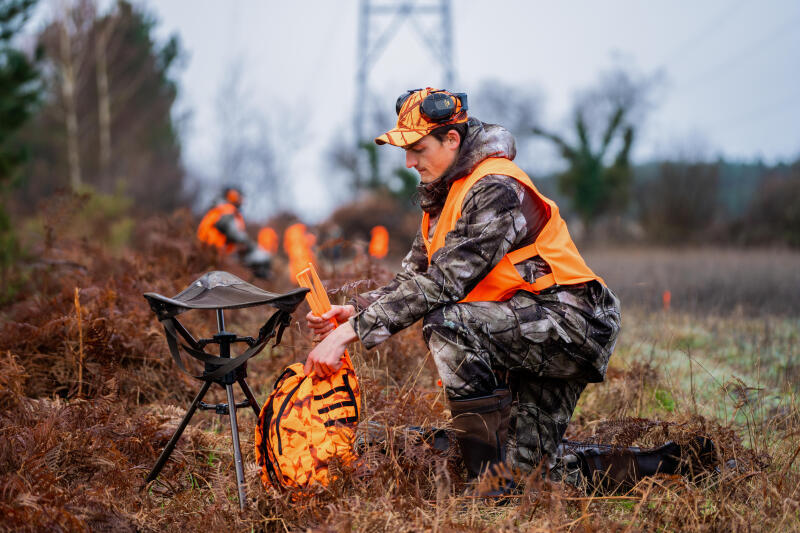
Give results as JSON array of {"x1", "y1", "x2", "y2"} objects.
[
  {"x1": 349, "y1": 118, "x2": 621, "y2": 473},
  {"x1": 421, "y1": 282, "x2": 619, "y2": 471},
  {"x1": 350, "y1": 120, "x2": 556, "y2": 350}
]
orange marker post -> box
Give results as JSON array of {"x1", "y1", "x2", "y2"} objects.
[
  {"x1": 258, "y1": 226, "x2": 279, "y2": 254},
  {"x1": 662, "y1": 290, "x2": 671, "y2": 312},
  {"x1": 285, "y1": 223, "x2": 317, "y2": 281}
]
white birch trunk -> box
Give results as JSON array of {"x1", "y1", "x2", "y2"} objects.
[
  {"x1": 95, "y1": 18, "x2": 112, "y2": 179},
  {"x1": 59, "y1": 18, "x2": 82, "y2": 190}
]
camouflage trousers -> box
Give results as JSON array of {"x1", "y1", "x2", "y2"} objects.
[{"x1": 422, "y1": 281, "x2": 621, "y2": 472}]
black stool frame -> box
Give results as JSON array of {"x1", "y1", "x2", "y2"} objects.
[{"x1": 142, "y1": 271, "x2": 307, "y2": 510}]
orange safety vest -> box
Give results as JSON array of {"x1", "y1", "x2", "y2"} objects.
[
  {"x1": 196, "y1": 202, "x2": 245, "y2": 254},
  {"x1": 369, "y1": 225, "x2": 389, "y2": 259},
  {"x1": 258, "y1": 226, "x2": 279, "y2": 254},
  {"x1": 284, "y1": 223, "x2": 317, "y2": 280},
  {"x1": 421, "y1": 157, "x2": 603, "y2": 303}
]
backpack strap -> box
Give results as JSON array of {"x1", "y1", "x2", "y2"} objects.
[
  {"x1": 313, "y1": 385, "x2": 350, "y2": 400},
  {"x1": 257, "y1": 386, "x2": 284, "y2": 488},
  {"x1": 321, "y1": 373, "x2": 360, "y2": 427},
  {"x1": 276, "y1": 378, "x2": 307, "y2": 455},
  {"x1": 343, "y1": 373, "x2": 359, "y2": 420},
  {"x1": 272, "y1": 366, "x2": 298, "y2": 390}
]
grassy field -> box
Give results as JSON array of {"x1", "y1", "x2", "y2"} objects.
[
  {"x1": 586, "y1": 246, "x2": 800, "y2": 316},
  {"x1": 1, "y1": 211, "x2": 799, "y2": 531}
]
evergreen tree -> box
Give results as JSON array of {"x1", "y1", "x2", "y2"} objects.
[
  {"x1": 17, "y1": 0, "x2": 185, "y2": 213},
  {"x1": 0, "y1": 0, "x2": 41, "y2": 295},
  {"x1": 0, "y1": 0, "x2": 41, "y2": 185}
]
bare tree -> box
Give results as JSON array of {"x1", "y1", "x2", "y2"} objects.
[
  {"x1": 472, "y1": 80, "x2": 542, "y2": 136},
  {"x1": 94, "y1": 11, "x2": 116, "y2": 177},
  {"x1": 211, "y1": 60, "x2": 301, "y2": 221},
  {"x1": 328, "y1": 92, "x2": 397, "y2": 194},
  {"x1": 637, "y1": 160, "x2": 720, "y2": 243},
  {"x1": 251, "y1": 119, "x2": 281, "y2": 211},
  {"x1": 21, "y1": 0, "x2": 186, "y2": 211},
  {"x1": 533, "y1": 67, "x2": 656, "y2": 230}
]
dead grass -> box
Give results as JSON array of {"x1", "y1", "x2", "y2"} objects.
[
  {"x1": 2, "y1": 199, "x2": 799, "y2": 531},
  {"x1": 585, "y1": 246, "x2": 800, "y2": 315}
]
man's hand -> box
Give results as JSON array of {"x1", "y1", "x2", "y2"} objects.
[
  {"x1": 304, "y1": 322, "x2": 358, "y2": 378},
  {"x1": 305, "y1": 304, "x2": 356, "y2": 340}
]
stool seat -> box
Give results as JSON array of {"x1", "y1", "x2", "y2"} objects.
[{"x1": 144, "y1": 271, "x2": 308, "y2": 318}]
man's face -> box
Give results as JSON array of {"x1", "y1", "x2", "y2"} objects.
[{"x1": 403, "y1": 131, "x2": 460, "y2": 183}]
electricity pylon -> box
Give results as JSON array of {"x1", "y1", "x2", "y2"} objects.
[{"x1": 354, "y1": 0, "x2": 455, "y2": 148}]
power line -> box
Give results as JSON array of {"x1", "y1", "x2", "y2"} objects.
[
  {"x1": 677, "y1": 10, "x2": 800, "y2": 91},
  {"x1": 353, "y1": 0, "x2": 454, "y2": 146},
  {"x1": 658, "y1": 0, "x2": 748, "y2": 68},
  {"x1": 706, "y1": 89, "x2": 799, "y2": 132}
]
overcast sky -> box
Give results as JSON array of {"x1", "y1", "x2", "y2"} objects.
[{"x1": 146, "y1": 0, "x2": 800, "y2": 222}]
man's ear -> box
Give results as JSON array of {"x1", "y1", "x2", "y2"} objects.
[{"x1": 446, "y1": 129, "x2": 461, "y2": 149}]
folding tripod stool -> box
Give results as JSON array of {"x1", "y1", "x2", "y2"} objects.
[{"x1": 142, "y1": 271, "x2": 308, "y2": 510}]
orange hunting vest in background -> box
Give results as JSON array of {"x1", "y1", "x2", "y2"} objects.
[
  {"x1": 284, "y1": 223, "x2": 317, "y2": 280},
  {"x1": 369, "y1": 225, "x2": 389, "y2": 259},
  {"x1": 421, "y1": 157, "x2": 603, "y2": 303},
  {"x1": 258, "y1": 226, "x2": 279, "y2": 254},
  {"x1": 197, "y1": 202, "x2": 246, "y2": 254}
]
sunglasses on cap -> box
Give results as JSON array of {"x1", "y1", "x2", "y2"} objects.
[{"x1": 396, "y1": 89, "x2": 469, "y2": 123}]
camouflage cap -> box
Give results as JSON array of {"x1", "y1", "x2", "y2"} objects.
[{"x1": 375, "y1": 88, "x2": 468, "y2": 147}]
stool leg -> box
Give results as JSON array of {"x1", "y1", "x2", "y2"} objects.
[
  {"x1": 238, "y1": 377, "x2": 261, "y2": 417},
  {"x1": 145, "y1": 380, "x2": 212, "y2": 487},
  {"x1": 226, "y1": 383, "x2": 247, "y2": 511}
]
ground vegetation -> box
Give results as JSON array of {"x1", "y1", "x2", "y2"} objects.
[{"x1": 1, "y1": 194, "x2": 799, "y2": 531}]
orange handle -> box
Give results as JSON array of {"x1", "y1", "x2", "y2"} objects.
[{"x1": 297, "y1": 263, "x2": 351, "y2": 365}]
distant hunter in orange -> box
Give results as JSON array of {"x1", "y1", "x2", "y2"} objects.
[
  {"x1": 283, "y1": 223, "x2": 317, "y2": 280},
  {"x1": 197, "y1": 187, "x2": 247, "y2": 254},
  {"x1": 196, "y1": 187, "x2": 272, "y2": 278},
  {"x1": 258, "y1": 226, "x2": 279, "y2": 255},
  {"x1": 368, "y1": 225, "x2": 389, "y2": 259}
]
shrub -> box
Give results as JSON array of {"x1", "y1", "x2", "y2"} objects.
[
  {"x1": 636, "y1": 161, "x2": 719, "y2": 243},
  {"x1": 734, "y1": 165, "x2": 800, "y2": 247}
]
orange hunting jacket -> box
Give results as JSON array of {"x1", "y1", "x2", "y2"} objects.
[{"x1": 197, "y1": 202, "x2": 245, "y2": 254}]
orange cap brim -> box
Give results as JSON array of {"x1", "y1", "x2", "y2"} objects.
[{"x1": 374, "y1": 127, "x2": 428, "y2": 147}]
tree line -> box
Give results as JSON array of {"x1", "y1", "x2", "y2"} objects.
[
  {"x1": 1, "y1": 1, "x2": 796, "y2": 254},
  {"x1": 1, "y1": 0, "x2": 185, "y2": 215},
  {"x1": 332, "y1": 69, "x2": 799, "y2": 247}
]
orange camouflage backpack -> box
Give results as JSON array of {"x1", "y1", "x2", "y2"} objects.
[
  {"x1": 254, "y1": 264, "x2": 361, "y2": 490},
  {"x1": 254, "y1": 357, "x2": 360, "y2": 490}
]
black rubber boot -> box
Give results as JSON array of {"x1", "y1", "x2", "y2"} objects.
[
  {"x1": 562, "y1": 436, "x2": 717, "y2": 490},
  {"x1": 448, "y1": 389, "x2": 514, "y2": 497}
]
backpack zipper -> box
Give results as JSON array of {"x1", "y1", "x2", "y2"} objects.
[{"x1": 275, "y1": 377, "x2": 306, "y2": 455}]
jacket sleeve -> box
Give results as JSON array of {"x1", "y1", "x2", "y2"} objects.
[
  {"x1": 349, "y1": 176, "x2": 534, "y2": 348},
  {"x1": 347, "y1": 229, "x2": 428, "y2": 311}
]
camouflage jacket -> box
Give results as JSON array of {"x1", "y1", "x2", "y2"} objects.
[{"x1": 348, "y1": 119, "x2": 580, "y2": 349}]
